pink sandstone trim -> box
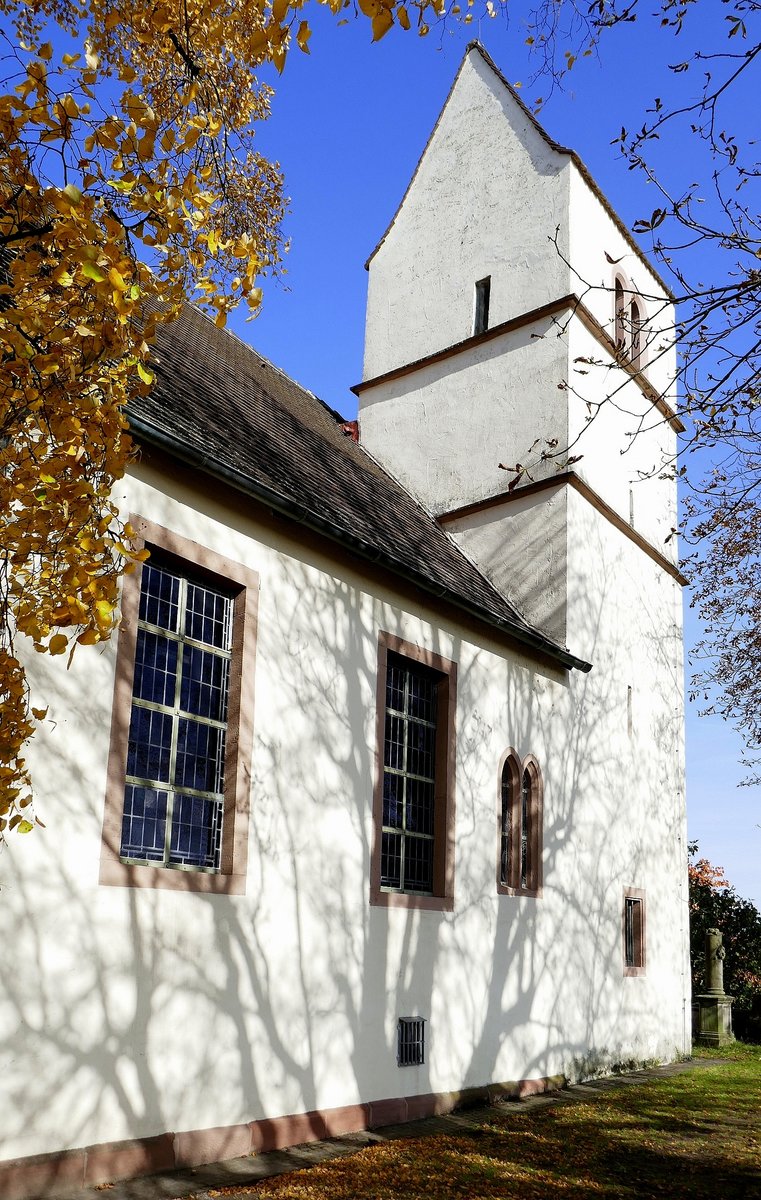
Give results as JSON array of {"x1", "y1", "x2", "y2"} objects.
[{"x1": 0, "y1": 1075, "x2": 566, "y2": 1199}]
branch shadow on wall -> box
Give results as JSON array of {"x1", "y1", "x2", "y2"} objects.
[{"x1": 0, "y1": 501, "x2": 687, "y2": 1183}]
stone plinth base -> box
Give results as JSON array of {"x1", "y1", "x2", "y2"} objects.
[{"x1": 694, "y1": 994, "x2": 735, "y2": 1046}]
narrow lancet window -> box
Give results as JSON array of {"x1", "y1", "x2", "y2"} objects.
[
  {"x1": 614, "y1": 278, "x2": 626, "y2": 350},
  {"x1": 630, "y1": 298, "x2": 643, "y2": 368},
  {"x1": 500, "y1": 759, "x2": 512, "y2": 886},
  {"x1": 520, "y1": 768, "x2": 530, "y2": 890},
  {"x1": 474, "y1": 277, "x2": 491, "y2": 336}
]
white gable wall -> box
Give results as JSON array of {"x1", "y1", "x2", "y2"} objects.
[
  {"x1": 1, "y1": 459, "x2": 689, "y2": 1169},
  {"x1": 363, "y1": 50, "x2": 572, "y2": 382}
]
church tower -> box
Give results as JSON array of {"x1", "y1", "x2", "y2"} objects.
[{"x1": 356, "y1": 43, "x2": 683, "y2": 650}]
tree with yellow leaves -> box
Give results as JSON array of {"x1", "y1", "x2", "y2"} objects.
[{"x1": 0, "y1": 0, "x2": 451, "y2": 845}]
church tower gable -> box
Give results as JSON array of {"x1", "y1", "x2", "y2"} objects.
[{"x1": 363, "y1": 44, "x2": 572, "y2": 382}]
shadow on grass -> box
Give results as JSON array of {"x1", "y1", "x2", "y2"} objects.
[{"x1": 215, "y1": 1055, "x2": 761, "y2": 1200}]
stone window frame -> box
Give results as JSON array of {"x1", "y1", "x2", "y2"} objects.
[
  {"x1": 99, "y1": 516, "x2": 259, "y2": 895},
  {"x1": 496, "y1": 749, "x2": 543, "y2": 898},
  {"x1": 623, "y1": 887, "x2": 647, "y2": 977},
  {"x1": 370, "y1": 631, "x2": 457, "y2": 912}
]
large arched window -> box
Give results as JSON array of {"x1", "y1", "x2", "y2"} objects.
[{"x1": 497, "y1": 751, "x2": 543, "y2": 896}]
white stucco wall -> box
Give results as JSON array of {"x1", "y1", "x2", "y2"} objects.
[
  {"x1": 568, "y1": 163, "x2": 678, "y2": 407},
  {"x1": 2, "y1": 453, "x2": 689, "y2": 1166},
  {"x1": 359, "y1": 313, "x2": 569, "y2": 515},
  {"x1": 446, "y1": 483, "x2": 568, "y2": 642},
  {"x1": 566, "y1": 316, "x2": 679, "y2": 560},
  {"x1": 564, "y1": 482, "x2": 689, "y2": 1059},
  {"x1": 363, "y1": 49, "x2": 572, "y2": 381}
]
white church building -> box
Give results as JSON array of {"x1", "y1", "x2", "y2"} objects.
[{"x1": 1, "y1": 42, "x2": 690, "y2": 1198}]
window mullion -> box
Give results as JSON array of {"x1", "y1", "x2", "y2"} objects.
[
  {"x1": 399, "y1": 668, "x2": 411, "y2": 889},
  {"x1": 164, "y1": 575, "x2": 187, "y2": 866}
]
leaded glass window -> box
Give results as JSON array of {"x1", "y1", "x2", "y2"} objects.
[
  {"x1": 120, "y1": 559, "x2": 233, "y2": 871},
  {"x1": 380, "y1": 654, "x2": 439, "y2": 895}
]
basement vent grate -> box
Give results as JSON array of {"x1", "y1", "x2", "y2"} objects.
[{"x1": 397, "y1": 1017, "x2": 425, "y2": 1067}]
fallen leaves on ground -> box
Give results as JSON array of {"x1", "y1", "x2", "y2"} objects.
[{"x1": 205, "y1": 1045, "x2": 761, "y2": 1199}]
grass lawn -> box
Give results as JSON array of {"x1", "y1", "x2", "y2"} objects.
[{"x1": 207, "y1": 1043, "x2": 761, "y2": 1199}]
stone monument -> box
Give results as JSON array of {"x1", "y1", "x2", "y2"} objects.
[{"x1": 694, "y1": 928, "x2": 735, "y2": 1046}]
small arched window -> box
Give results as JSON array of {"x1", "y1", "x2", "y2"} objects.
[
  {"x1": 629, "y1": 298, "x2": 643, "y2": 369},
  {"x1": 614, "y1": 278, "x2": 626, "y2": 351},
  {"x1": 614, "y1": 275, "x2": 645, "y2": 370},
  {"x1": 498, "y1": 751, "x2": 543, "y2": 896}
]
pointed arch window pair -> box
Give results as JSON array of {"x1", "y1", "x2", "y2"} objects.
[
  {"x1": 498, "y1": 751, "x2": 542, "y2": 896},
  {"x1": 614, "y1": 277, "x2": 643, "y2": 370}
]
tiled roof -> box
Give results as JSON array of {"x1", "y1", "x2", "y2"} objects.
[{"x1": 128, "y1": 304, "x2": 589, "y2": 672}]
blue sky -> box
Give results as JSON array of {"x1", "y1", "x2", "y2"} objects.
[{"x1": 224, "y1": 8, "x2": 760, "y2": 906}]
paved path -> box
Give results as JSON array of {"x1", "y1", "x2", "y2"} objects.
[{"x1": 56, "y1": 1059, "x2": 724, "y2": 1200}]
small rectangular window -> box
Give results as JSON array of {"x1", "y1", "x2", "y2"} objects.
[
  {"x1": 474, "y1": 277, "x2": 491, "y2": 336},
  {"x1": 397, "y1": 1017, "x2": 425, "y2": 1066},
  {"x1": 623, "y1": 889, "x2": 646, "y2": 975}
]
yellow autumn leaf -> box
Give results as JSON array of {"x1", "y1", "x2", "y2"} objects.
[
  {"x1": 81, "y1": 260, "x2": 106, "y2": 283},
  {"x1": 48, "y1": 634, "x2": 69, "y2": 655},
  {"x1": 296, "y1": 21, "x2": 312, "y2": 53},
  {"x1": 95, "y1": 599, "x2": 114, "y2": 625},
  {"x1": 369, "y1": 8, "x2": 393, "y2": 38},
  {"x1": 108, "y1": 267, "x2": 128, "y2": 292}
]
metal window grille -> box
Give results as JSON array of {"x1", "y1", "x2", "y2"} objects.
[
  {"x1": 397, "y1": 1017, "x2": 425, "y2": 1067},
  {"x1": 474, "y1": 276, "x2": 491, "y2": 336},
  {"x1": 625, "y1": 897, "x2": 642, "y2": 968},
  {"x1": 381, "y1": 655, "x2": 439, "y2": 895},
  {"x1": 119, "y1": 559, "x2": 233, "y2": 872}
]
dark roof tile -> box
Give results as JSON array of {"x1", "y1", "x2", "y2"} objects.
[{"x1": 128, "y1": 305, "x2": 589, "y2": 672}]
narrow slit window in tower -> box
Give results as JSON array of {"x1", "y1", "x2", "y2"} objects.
[{"x1": 474, "y1": 277, "x2": 491, "y2": 336}]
